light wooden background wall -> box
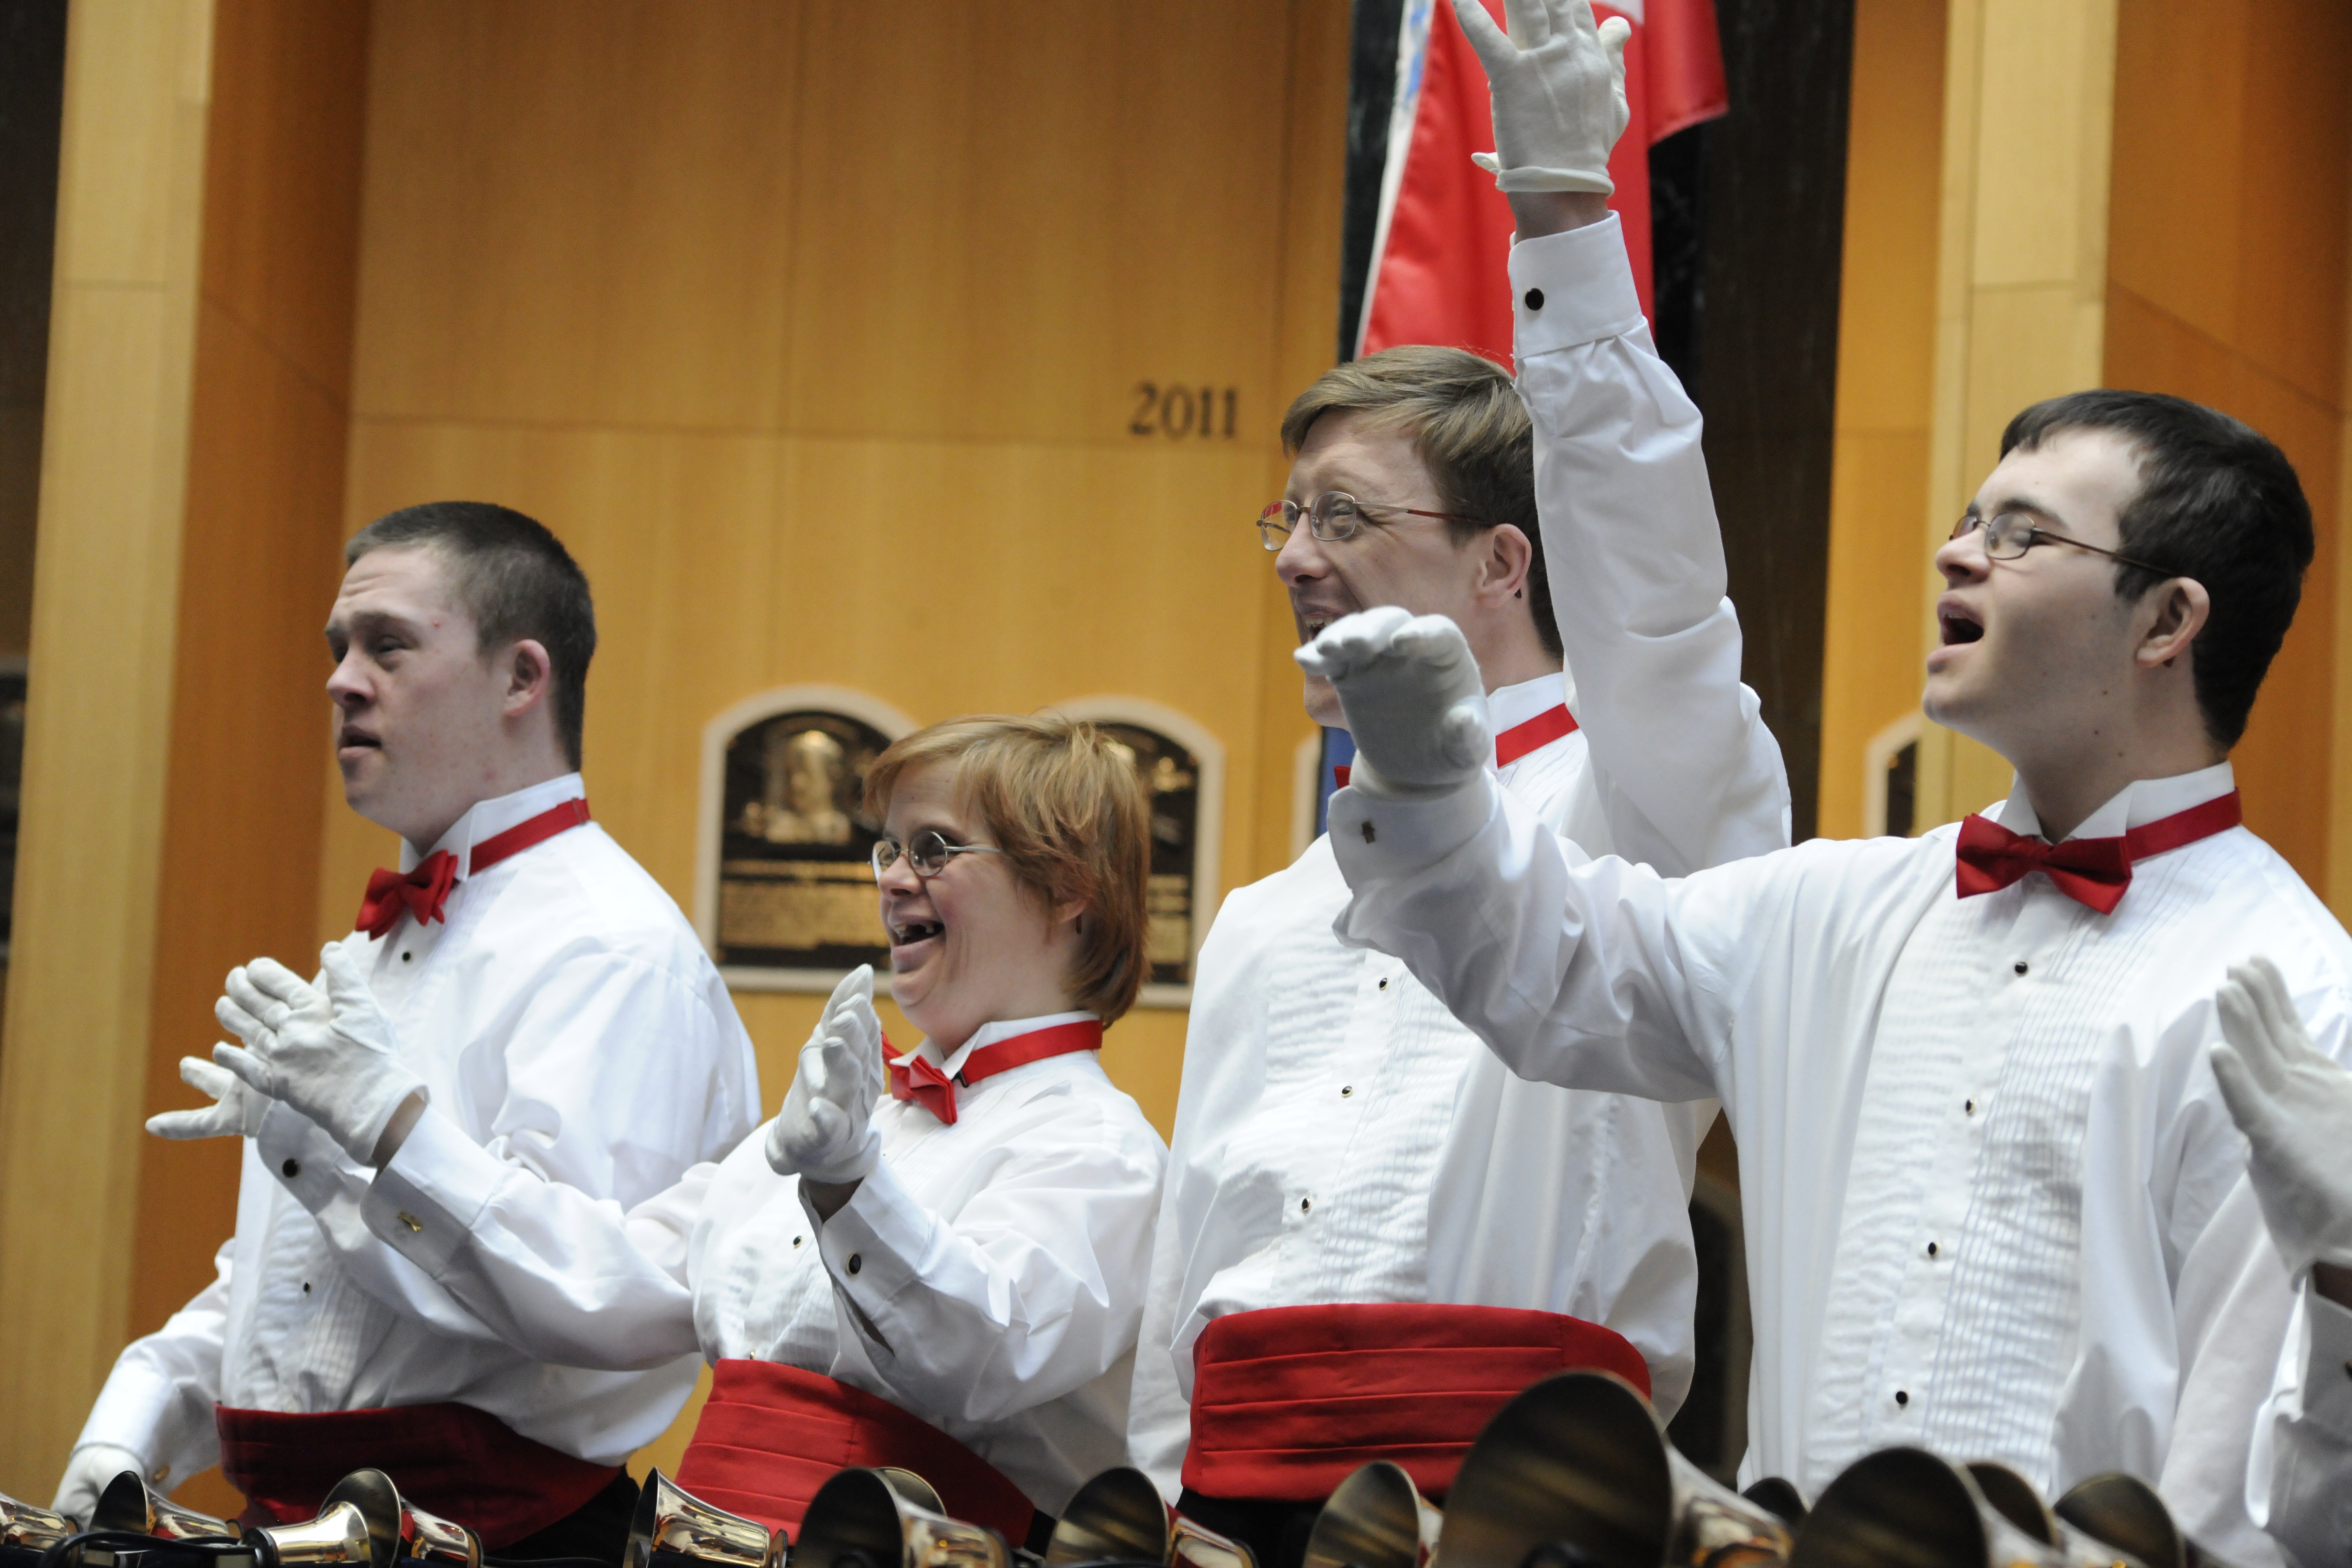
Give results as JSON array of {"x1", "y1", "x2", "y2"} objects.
[
  {"x1": 10, "y1": 0, "x2": 2352, "y2": 1515},
  {"x1": 0, "y1": 0, "x2": 1345, "y2": 1507}
]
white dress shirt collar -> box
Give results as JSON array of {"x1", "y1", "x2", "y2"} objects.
[
  {"x1": 1486, "y1": 669, "x2": 1574, "y2": 737},
  {"x1": 894, "y1": 1010, "x2": 1099, "y2": 1081},
  {"x1": 1990, "y1": 759, "x2": 2236, "y2": 843},
  {"x1": 402, "y1": 772, "x2": 588, "y2": 875}
]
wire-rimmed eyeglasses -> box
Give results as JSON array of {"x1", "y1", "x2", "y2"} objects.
[
  {"x1": 1949, "y1": 509, "x2": 2175, "y2": 575},
  {"x1": 872, "y1": 829, "x2": 1004, "y2": 879},
  {"x1": 1256, "y1": 492, "x2": 1479, "y2": 550}
]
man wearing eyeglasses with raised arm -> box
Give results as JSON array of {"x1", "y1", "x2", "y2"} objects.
[
  {"x1": 1122, "y1": 4, "x2": 1787, "y2": 1558},
  {"x1": 1299, "y1": 11, "x2": 2352, "y2": 1564}
]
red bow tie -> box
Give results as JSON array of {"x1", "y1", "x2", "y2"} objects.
[
  {"x1": 355, "y1": 797, "x2": 592, "y2": 939},
  {"x1": 1954, "y1": 791, "x2": 2241, "y2": 914},
  {"x1": 884, "y1": 1018, "x2": 1105, "y2": 1126}
]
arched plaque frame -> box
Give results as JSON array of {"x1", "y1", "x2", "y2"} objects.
[
  {"x1": 696, "y1": 685, "x2": 919, "y2": 993},
  {"x1": 1051, "y1": 695, "x2": 1224, "y2": 1009}
]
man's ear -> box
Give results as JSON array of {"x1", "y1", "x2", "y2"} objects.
[
  {"x1": 1476, "y1": 524, "x2": 1536, "y2": 608},
  {"x1": 2136, "y1": 578, "x2": 2211, "y2": 670},
  {"x1": 502, "y1": 638, "x2": 555, "y2": 717}
]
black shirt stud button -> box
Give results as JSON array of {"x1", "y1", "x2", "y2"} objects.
[
  {"x1": 1524, "y1": 287, "x2": 1545, "y2": 310},
  {"x1": 847, "y1": 1254, "x2": 862, "y2": 1275},
  {"x1": 1895, "y1": 1390, "x2": 1910, "y2": 1407},
  {"x1": 281, "y1": 1158, "x2": 300, "y2": 1178},
  {"x1": 2013, "y1": 961, "x2": 2028, "y2": 975}
]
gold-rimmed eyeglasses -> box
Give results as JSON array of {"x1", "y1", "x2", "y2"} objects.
[
  {"x1": 872, "y1": 829, "x2": 1004, "y2": 880},
  {"x1": 1949, "y1": 509, "x2": 2175, "y2": 574},
  {"x1": 1256, "y1": 492, "x2": 1479, "y2": 550}
]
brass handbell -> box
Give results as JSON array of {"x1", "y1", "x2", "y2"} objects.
[
  {"x1": 0, "y1": 1490, "x2": 81, "y2": 1552},
  {"x1": 1964, "y1": 1464, "x2": 2146, "y2": 1568},
  {"x1": 1439, "y1": 1370, "x2": 1793, "y2": 1568},
  {"x1": 1038, "y1": 1466, "x2": 1257, "y2": 1568},
  {"x1": 794, "y1": 1466, "x2": 1009, "y2": 1568},
  {"x1": 2054, "y1": 1473, "x2": 2244, "y2": 1568},
  {"x1": 623, "y1": 1470, "x2": 783, "y2": 1568},
  {"x1": 243, "y1": 1496, "x2": 373, "y2": 1568},
  {"x1": 1043, "y1": 1466, "x2": 1174, "y2": 1567},
  {"x1": 1786, "y1": 1447, "x2": 2065, "y2": 1568},
  {"x1": 304, "y1": 1470, "x2": 480, "y2": 1568},
  {"x1": 89, "y1": 1472, "x2": 242, "y2": 1542},
  {"x1": 1300, "y1": 1461, "x2": 1440, "y2": 1568}
]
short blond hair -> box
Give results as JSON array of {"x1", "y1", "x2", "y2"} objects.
[
  {"x1": 1280, "y1": 345, "x2": 1558, "y2": 656},
  {"x1": 865, "y1": 714, "x2": 1151, "y2": 1023}
]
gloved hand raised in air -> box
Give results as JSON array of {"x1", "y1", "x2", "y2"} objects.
[
  {"x1": 213, "y1": 942, "x2": 427, "y2": 1167},
  {"x1": 145, "y1": 1054, "x2": 270, "y2": 1141},
  {"x1": 1295, "y1": 607, "x2": 1491, "y2": 799},
  {"x1": 1452, "y1": 0, "x2": 1631, "y2": 195},
  {"x1": 766, "y1": 964, "x2": 886, "y2": 1185},
  {"x1": 2211, "y1": 955, "x2": 2352, "y2": 1279}
]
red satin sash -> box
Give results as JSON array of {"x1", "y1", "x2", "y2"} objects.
[
  {"x1": 676, "y1": 1360, "x2": 1035, "y2": 1540},
  {"x1": 215, "y1": 1401, "x2": 619, "y2": 1548},
  {"x1": 1180, "y1": 1302, "x2": 1649, "y2": 1503}
]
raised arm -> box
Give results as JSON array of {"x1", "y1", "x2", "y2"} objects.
[{"x1": 1456, "y1": 0, "x2": 1788, "y2": 875}]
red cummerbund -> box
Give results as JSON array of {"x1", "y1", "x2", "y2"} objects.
[
  {"x1": 676, "y1": 1360, "x2": 1034, "y2": 1542},
  {"x1": 216, "y1": 1401, "x2": 621, "y2": 1549},
  {"x1": 1181, "y1": 1302, "x2": 1650, "y2": 1504}
]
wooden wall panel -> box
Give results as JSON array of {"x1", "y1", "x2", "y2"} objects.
[
  {"x1": 1816, "y1": 0, "x2": 1946, "y2": 837},
  {"x1": 0, "y1": 0, "x2": 217, "y2": 1504},
  {"x1": 334, "y1": 0, "x2": 1351, "y2": 1151},
  {"x1": 2105, "y1": 0, "x2": 2350, "y2": 895}
]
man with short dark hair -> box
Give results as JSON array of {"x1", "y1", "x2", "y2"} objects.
[
  {"x1": 1124, "y1": 6, "x2": 1788, "y2": 1550},
  {"x1": 55, "y1": 502, "x2": 760, "y2": 1560},
  {"x1": 1306, "y1": 17, "x2": 2352, "y2": 1555}
]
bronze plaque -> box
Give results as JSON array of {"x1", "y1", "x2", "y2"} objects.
[
  {"x1": 715, "y1": 710, "x2": 892, "y2": 972},
  {"x1": 1095, "y1": 721, "x2": 1202, "y2": 988}
]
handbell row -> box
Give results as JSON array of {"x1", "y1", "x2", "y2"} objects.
[{"x1": 0, "y1": 1373, "x2": 2241, "y2": 1568}]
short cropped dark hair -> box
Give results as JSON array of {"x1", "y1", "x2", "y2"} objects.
[
  {"x1": 1280, "y1": 346, "x2": 1560, "y2": 657},
  {"x1": 346, "y1": 502, "x2": 597, "y2": 768},
  {"x1": 2000, "y1": 390, "x2": 2312, "y2": 749}
]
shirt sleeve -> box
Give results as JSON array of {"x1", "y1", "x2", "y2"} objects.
[
  {"x1": 350, "y1": 1108, "x2": 707, "y2": 1370},
  {"x1": 258, "y1": 948, "x2": 749, "y2": 1346},
  {"x1": 812, "y1": 1093, "x2": 1166, "y2": 1427},
  {"x1": 74, "y1": 1240, "x2": 233, "y2": 1490},
  {"x1": 1511, "y1": 217, "x2": 1790, "y2": 877},
  {"x1": 2266, "y1": 1286, "x2": 2352, "y2": 1567},
  {"x1": 1326, "y1": 771, "x2": 1731, "y2": 1106}
]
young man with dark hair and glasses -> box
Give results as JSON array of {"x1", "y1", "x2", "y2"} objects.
[
  {"x1": 1304, "y1": 7, "x2": 2352, "y2": 1562},
  {"x1": 1124, "y1": 5, "x2": 1788, "y2": 1559},
  {"x1": 58, "y1": 502, "x2": 760, "y2": 1560}
]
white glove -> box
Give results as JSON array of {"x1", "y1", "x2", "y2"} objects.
[
  {"x1": 145, "y1": 1054, "x2": 270, "y2": 1140},
  {"x1": 2211, "y1": 955, "x2": 2352, "y2": 1278},
  {"x1": 214, "y1": 943, "x2": 427, "y2": 1167},
  {"x1": 53, "y1": 1442, "x2": 145, "y2": 1526},
  {"x1": 1295, "y1": 607, "x2": 1491, "y2": 798},
  {"x1": 766, "y1": 966, "x2": 886, "y2": 1185},
  {"x1": 1454, "y1": 0, "x2": 1632, "y2": 194}
]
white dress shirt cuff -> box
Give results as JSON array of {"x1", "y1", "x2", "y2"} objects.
[
  {"x1": 2298, "y1": 1282, "x2": 2352, "y2": 1435},
  {"x1": 812, "y1": 1159, "x2": 934, "y2": 1341},
  {"x1": 257, "y1": 1100, "x2": 363, "y2": 1212},
  {"x1": 1509, "y1": 213, "x2": 1643, "y2": 360},
  {"x1": 362, "y1": 1108, "x2": 508, "y2": 1278},
  {"x1": 1326, "y1": 774, "x2": 1499, "y2": 883}
]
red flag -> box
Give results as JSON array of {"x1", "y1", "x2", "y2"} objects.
[{"x1": 1358, "y1": 0, "x2": 1728, "y2": 363}]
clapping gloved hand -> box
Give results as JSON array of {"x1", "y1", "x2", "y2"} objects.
[
  {"x1": 52, "y1": 1442, "x2": 145, "y2": 1526},
  {"x1": 145, "y1": 1054, "x2": 270, "y2": 1141},
  {"x1": 1453, "y1": 0, "x2": 1632, "y2": 194},
  {"x1": 1295, "y1": 607, "x2": 1492, "y2": 800},
  {"x1": 766, "y1": 965, "x2": 885, "y2": 1185},
  {"x1": 213, "y1": 942, "x2": 428, "y2": 1167},
  {"x1": 2211, "y1": 956, "x2": 2352, "y2": 1282}
]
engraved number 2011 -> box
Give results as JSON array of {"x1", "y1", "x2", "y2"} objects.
[{"x1": 1130, "y1": 383, "x2": 1238, "y2": 440}]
